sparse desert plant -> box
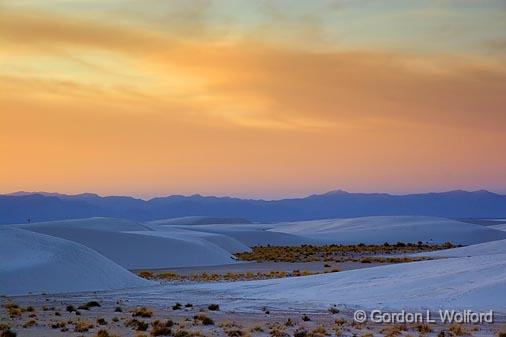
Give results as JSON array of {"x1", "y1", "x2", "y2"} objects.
[
  {"x1": 226, "y1": 329, "x2": 247, "y2": 337},
  {"x1": 74, "y1": 320, "x2": 94, "y2": 332},
  {"x1": 285, "y1": 318, "x2": 294, "y2": 326},
  {"x1": 328, "y1": 306, "x2": 339, "y2": 314},
  {"x1": 131, "y1": 307, "x2": 153, "y2": 318},
  {"x1": 78, "y1": 300, "x2": 101, "y2": 310},
  {"x1": 194, "y1": 314, "x2": 214, "y2": 325},
  {"x1": 96, "y1": 330, "x2": 111, "y2": 337},
  {"x1": 51, "y1": 321, "x2": 66, "y2": 329},
  {"x1": 208, "y1": 304, "x2": 220, "y2": 311},
  {"x1": 97, "y1": 318, "x2": 108, "y2": 325},
  {"x1": 172, "y1": 302, "x2": 183, "y2": 310},
  {"x1": 0, "y1": 324, "x2": 10, "y2": 331},
  {"x1": 125, "y1": 319, "x2": 149, "y2": 331},
  {"x1": 1, "y1": 329, "x2": 16, "y2": 337},
  {"x1": 250, "y1": 325, "x2": 264, "y2": 332},
  {"x1": 22, "y1": 320, "x2": 36, "y2": 328},
  {"x1": 114, "y1": 306, "x2": 123, "y2": 312},
  {"x1": 138, "y1": 271, "x2": 155, "y2": 279},
  {"x1": 310, "y1": 326, "x2": 327, "y2": 337},
  {"x1": 293, "y1": 328, "x2": 308, "y2": 337},
  {"x1": 270, "y1": 328, "x2": 289, "y2": 337},
  {"x1": 416, "y1": 324, "x2": 432, "y2": 333},
  {"x1": 497, "y1": 333, "x2": 506, "y2": 337},
  {"x1": 66, "y1": 305, "x2": 77, "y2": 312},
  {"x1": 448, "y1": 324, "x2": 466, "y2": 336},
  {"x1": 361, "y1": 333, "x2": 373, "y2": 337},
  {"x1": 301, "y1": 315, "x2": 311, "y2": 321},
  {"x1": 151, "y1": 320, "x2": 172, "y2": 336}
]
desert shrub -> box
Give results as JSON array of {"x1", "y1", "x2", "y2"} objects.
[
  {"x1": 138, "y1": 271, "x2": 155, "y2": 279},
  {"x1": 226, "y1": 329, "x2": 246, "y2": 337},
  {"x1": 172, "y1": 303, "x2": 182, "y2": 310},
  {"x1": 270, "y1": 328, "x2": 289, "y2": 337},
  {"x1": 416, "y1": 324, "x2": 432, "y2": 333},
  {"x1": 1, "y1": 329, "x2": 16, "y2": 337},
  {"x1": 194, "y1": 314, "x2": 214, "y2": 325},
  {"x1": 174, "y1": 330, "x2": 191, "y2": 337},
  {"x1": 131, "y1": 307, "x2": 153, "y2": 318},
  {"x1": 151, "y1": 321, "x2": 172, "y2": 336},
  {"x1": 208, "y1": 304, "x2": 220, "y2": 311},
  {"x1": 4, "y1": 303, "x2": 22, "y2": 318},
  {"x1": 96, "y1": 330, "x2": 111, "y2": 337},
  {"x1": 284, "y1": 318, "x2": 294, "y2": 327},
  {"x1": 185, "y1": 303, "x2": 193, "y2": 308},
  {"x1": 74, "y1": 321, "x2": 94, "y2": 332},
  {"x1": 66, "y1": 305, "x2": 76, "y2": 312},
  {"x1": 51, "y1": 321, "x2": 66, "y2": 329},
  {"x1": 114, "y1": 306, "x2": 123, "y2": 312},
  {"x1": 448, "y1": 324, "x2": 466, "y2": 336},
  {"x1": 112, "y1": 317, "x2": 119, "y2": 322},
  {"x1": 97, "y1": 318, "x2": 108, "y2": 325},
  {"x1": 360, "y1": 333, "x2": 373, "y2": 337},
  {"x1": 293, "y1": 329, "x2": 308, "y2": 337},
  {"x1": 301, "y1": 315, "x2": 310, "y2": 321},
  {"x1": 328, "y1": 306, "x2": 339, "y2": 314},
  {"x1": 250, "y1": 325, "x2": 264, "y2": 332},
  {"x1": 0, "y1": 324, "x2": 10, "y2": 331},
  {"x1": 310, "y1": 326, "x2": 327, "y2": 337},
  {"x1": 498, "y1": 333, "x2": 506, "y2": 337},
  {"x1": 22, "y1": 320, "x2": 36, "y2": 328},
  {"x1": 78, "y1": 300, "x2": 101, "y2": 310},
  {"x1": 125, "y1": 319, "x2": 149, "y2": 331}
]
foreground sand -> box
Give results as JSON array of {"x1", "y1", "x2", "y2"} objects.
[{"x1": 2, "y1": 293, "x2": 506, "y2": 337}]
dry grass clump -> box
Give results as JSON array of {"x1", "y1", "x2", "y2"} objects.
[
  {"x1": 448, "y1": 323, "x2": 468, "y2": 336},
  {"x1": 150, "y1": 320, "x2": 173, "y2": 336},
  {"x1": 0, "y1": 324, "x2": 10, "y2": 331},
  {"x1": 310, "y1": 326, "x2": 328, "y2": 337},
  {"x1": 74, "y1": 320, "x2": 94, "y2": 332},
  {"x1": 95, "y1": 330, "x2": 120, "y2": 337},
  {"x1": 416, "y1": 324, "x2": 432, "y2": 333},
  {"x1": 50, "y1": 321, "x2": 66, "y2": 330},
  {"x1": 380, "y1": 324, "x2": 407, "y2": 337},
  {"x1": 194, "y1": 314, "x2": 214, "y2": 325},
  {"x1": 131, "y1": 307, "x2": 154, "y2": 318},
  {"x1": 22, "y1": 319, "x2": 36, "y2": 328},
  {"x1": 125, "y1": 319, "x2": 149, "y2": 331},
  {"x1": 4, "y1": 303, "x2": 23, "y2": 318},
  {"x1": 293, "y1": 328, "x2": 308, "y2": 337},
  {"x1": 235, "y1": 243, "x2": 455, "y2": 263},
  {"x1": 97, "y1": 317, "x2": 108, "y2": 325}
]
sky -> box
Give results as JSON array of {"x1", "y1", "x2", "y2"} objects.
[{"x1": 1, "y1": 0, "x2": 506, "y2": 199}]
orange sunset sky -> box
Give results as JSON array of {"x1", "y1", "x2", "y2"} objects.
[{"x1": 1, "y1": 0, "x2": 506, "y2": 199}]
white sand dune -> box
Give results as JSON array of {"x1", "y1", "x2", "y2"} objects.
[
  {"x1": 18, "y1": 217, "x2": 150, "y2": 232},
  {"x1": 269, "y1": 216, "x2": 506, "y2": 245},
  {"x1": 0, "y1": 227, "x2": 151, "y2": 296},
  {"x1": 15, "y1": 218, "x2": 242, "y2": 269},
  {"x1": 489, "y1": 223, "x2": 506, "y2": 232},
  {"x1": 146, "y1": 216, "x2": 250, "y2": 226},
  {"x1": 417, "y1": 238, "x2": 506, "y2": 258},
  {"x1": 174, "y1": 223, "x2": 321, "y2": 247},
  {"x1": 156, "y1": 253, "x2": 506, "y2": 312}
]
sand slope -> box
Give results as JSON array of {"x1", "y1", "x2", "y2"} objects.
[
  {"x1": 164, "y1": 253, "x2": 506, "y2": 311},
  {"x1": 17, "y1": 218, "x2": 240, "y2": 269},
  {"x1": 417, "y1": 238, "x2": 506, "y2": 258},
  {"x1": 0, "y1": 227, "x2": 151, "y2": 296},
  {"x1": 270, "y1": 216, "x2": 506, "y2": 244}
]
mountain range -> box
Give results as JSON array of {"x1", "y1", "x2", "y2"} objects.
[{"x1": 1, "y1": 189, "x2": 506, "y2": 224}]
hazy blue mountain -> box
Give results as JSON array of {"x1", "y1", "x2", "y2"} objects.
[{"x1": 1, "y1": 190, "x2": 506, "y2": 224}]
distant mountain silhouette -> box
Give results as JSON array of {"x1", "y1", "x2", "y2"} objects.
[{"x1": 1, "y1": 190, "x2": 506, "y2": 224}]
